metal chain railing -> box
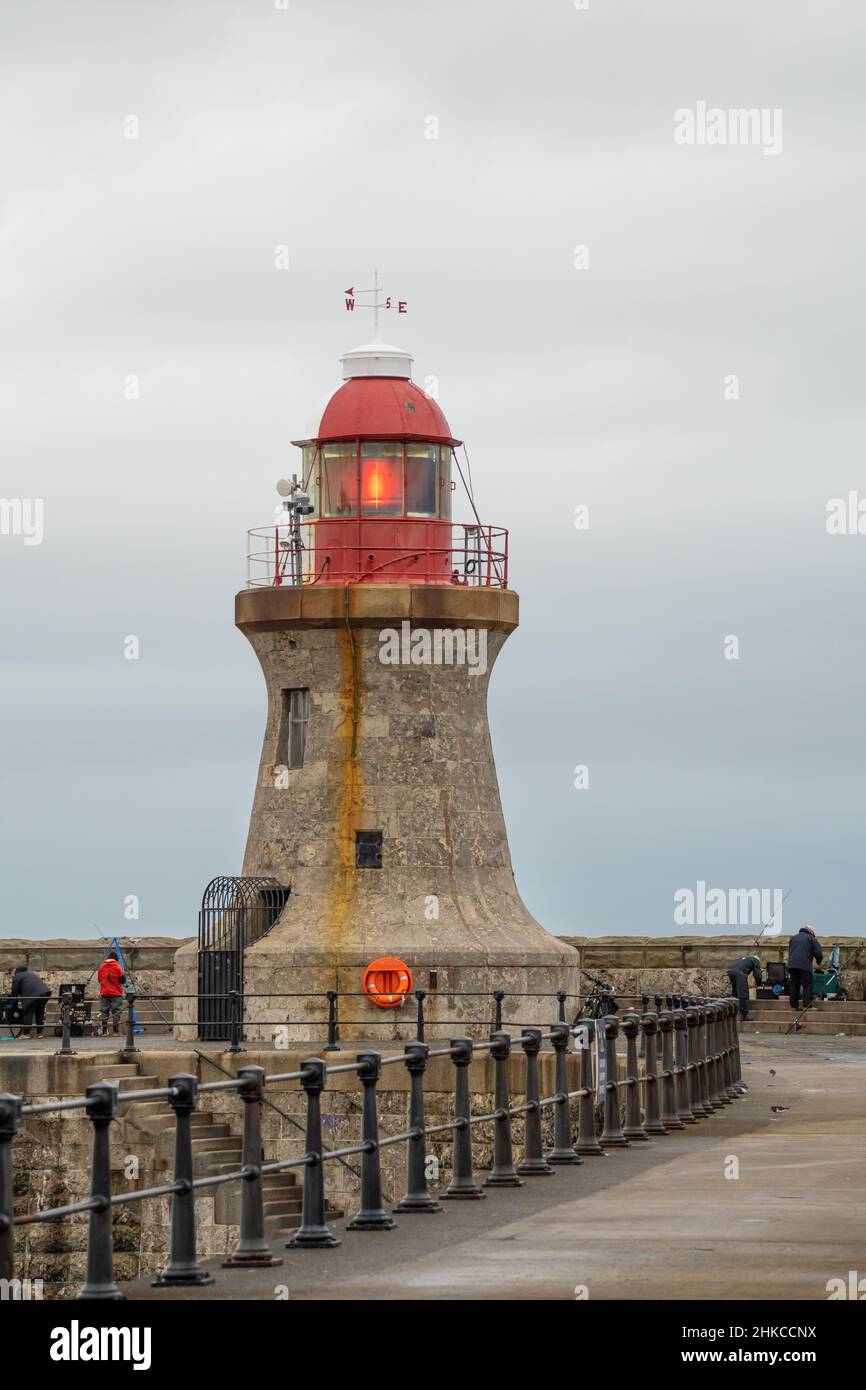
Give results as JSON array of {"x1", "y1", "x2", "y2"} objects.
[{"x1": 0, "y1": 996, "x2": 744, "y2": 1297}]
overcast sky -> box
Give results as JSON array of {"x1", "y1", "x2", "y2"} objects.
[{"x1": 2, "y1": 0, "x2": 865, "y2": 943}]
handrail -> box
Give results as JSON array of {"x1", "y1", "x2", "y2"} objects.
[
  {"x1": 244, "y1": 520, "x2": 509, "y2": 589},
  {"x1": 0, "y1": 997, "x2": 745, "y2": 1295}
]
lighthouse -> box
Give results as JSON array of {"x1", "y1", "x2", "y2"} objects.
[{"x1": 177, "y1": 324, "x2": 577, "y2": 1042}]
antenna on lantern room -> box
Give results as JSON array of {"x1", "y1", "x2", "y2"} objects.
[{"x1": 275, "y1": 475, "x2": 314, "y2": 586}]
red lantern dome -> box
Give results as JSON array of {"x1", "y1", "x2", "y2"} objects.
[{"x1": 316, "y1": 376, "x2": 458, "y2": 446}]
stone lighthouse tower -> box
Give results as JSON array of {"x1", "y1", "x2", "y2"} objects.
[{"x1": 177, "y1": 332, "x2": 577, "y2": 1041}]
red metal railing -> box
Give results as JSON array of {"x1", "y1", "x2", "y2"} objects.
[{"x1": 245, "y1": 520, "x2": 509, "y2": 589}]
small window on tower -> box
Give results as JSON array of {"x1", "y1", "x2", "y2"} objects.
[
  {"x1": 278, "y1": 688, "x2": 310, "y2": 769},
  {"x1": 355, "y1": 830, "x2": 383, "y2": 868}
]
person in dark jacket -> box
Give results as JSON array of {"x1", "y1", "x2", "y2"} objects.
[
  {"x1": 726, "y1": 954, "x2": 762, "y2": 1020},
  {"x1": 10, "y1": 965, "x2": 52, "y2": 1039},
  {"x1": 787, "y1": 925, "x2": 823, "y2": 1011}
]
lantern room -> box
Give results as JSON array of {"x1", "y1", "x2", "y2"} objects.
[{"x1": 247, "y1": 340, "x2": 508, "y2": 589}]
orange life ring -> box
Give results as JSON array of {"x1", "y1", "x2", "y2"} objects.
[{"x1": 363, "y1": 956, "x2": 413, "y2": 1009}]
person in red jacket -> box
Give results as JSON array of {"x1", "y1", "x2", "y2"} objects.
[{"x1": 97, "y1": 948, "x2": 126, "y2": 1036}]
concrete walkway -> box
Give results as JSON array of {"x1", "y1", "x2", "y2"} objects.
[{"x1": 121, "y1": 1035, "x2": 866, "y2": 1301}]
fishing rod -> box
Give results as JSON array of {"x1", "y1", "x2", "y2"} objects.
[{"x1": 746, "y1": 888, "x2": 792, "y2": 954}]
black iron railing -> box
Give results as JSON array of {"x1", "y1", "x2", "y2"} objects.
[{"x1": 0, "y1": 997, "x2": 744, "y2": 1298}]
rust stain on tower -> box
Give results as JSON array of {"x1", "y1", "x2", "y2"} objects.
[{"x1": 328, "y1": 622, "x2": 365, "y2": 960}]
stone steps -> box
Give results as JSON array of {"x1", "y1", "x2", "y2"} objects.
[
  {"x1": 749, "y1": 1004, "x2": 865, "y2": 1014},
  {"x1": 742, "y1": 1019, "x2": 866, "y2": 1036},
  {"x1": 262, "y1": 1198, "x2": 302, "y2": 1218},
  {"x1": 86, "y1": 1064, "x2": 141, "y2": 1080},
  {"x1": 85, "y1": 1055, "x2": 338, "y2": 1253},
  {"x1": 743, "y1": 1000, "x2": 866, "y2": 1036}
]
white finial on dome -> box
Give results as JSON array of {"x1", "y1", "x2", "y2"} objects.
[{"x1": 340, "y1": 341, "x2": 413, "y2": 380}]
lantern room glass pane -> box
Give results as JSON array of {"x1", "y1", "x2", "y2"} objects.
[
  {"x1": 439, "y1": 445, "x2": 452, "y2": 521},
  {"x1": 321, "y1": 444, "x2": 357, "y2": 517},
  {"x1": 361, "y1": 442, "x2": 403, "y2": 516},
  {"x1": 405, "y1": 442, "x2": 438, "y2": 517},
  {"x1": 302, "y1": 443, "x2": 318, "y2": 516}
]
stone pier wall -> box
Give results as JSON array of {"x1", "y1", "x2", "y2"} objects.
[
  {"x1": 3, "y1": 934, "x2": 864, "y2": 1038},
  {"x1": 0, "y1": 939, "x2": 182, "y2": 1007},
  {"x1": 561, "y1": 935, "x2": 866, "y2": 1002}
]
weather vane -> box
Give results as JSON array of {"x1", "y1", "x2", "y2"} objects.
[{"x1": 344, "y1": 269, "x2": 407, "y2": 336}]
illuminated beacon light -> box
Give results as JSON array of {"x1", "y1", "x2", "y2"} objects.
[{"x1": 361, "y1": 458, "x2": 401, "y2": 511}]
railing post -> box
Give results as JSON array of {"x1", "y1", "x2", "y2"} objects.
[
  {"x1": 122, "y1": 993, "x2": 140, "y2": 1056},
  {"x1": 673, "y1": 1002, "x2": 696, "y2": 1123},
  {"x1": 323, "y1": 990, "x2": 340, "y2": 1052},
  {"x1": 716, "y1": 1001, "x2": 733, "y2": 1105},
  {"x1": 707, "y1": 1003, "x2": 726, "y2": 1109},
  {"x1": 730, "y1": 999, "x2": 746, "y2": 1092},
  {"x1": 484, "y1": 1030, "x2": 524, "y2": 1186},
  {"x1": 717, "y1": 999, "x2": 731, "y2": 1097},
  {"x1": 516, "y1": 1027, "x2": 553, "y2": 1176},
  {"x1": 547, "y1": 1022, "x2": 581, "y2": 1164},
  {"x1": 347, "y1": 1051, "x2": 394, "y2": 1231},
  {"x1": 723, "y1": 1000, "x2": 739, "y2": 1098},
  {"x1": 152, "y1": 1074, "x2": 213, "y2": 1287},
  {"x1": 695, "y1": 1001, "x2": 713, "y2": 1116},
  {"x1": 227, "y1": 989, "x2": 243, "y2": 1055},
  {"x1": 703, "y1": 1001, "x2": 718, "y2": 1107},
  {"x1": 686, "y1": 1004, "x2": 706, "y2": 1118},
  {"x1": 599, "y1": 1016, "x2": 628, "y2": 1148},
  {"x1": 395, "y1": 1042, "x2": 441, "y2": 1213},
  {"x1": 621, "y1": 1013, "x2": 649, "y2": 1141},
  {"x1": 414, "y1": 988, "x2": 426, "y2": 1043},
  {"x1": 223, "y1": 1064, "x2": 281, "y2": 1267},
  {"x1": 692, "y1": 1000, "x2": 711, "y2": 1117},
  {"x1": 442, "y1": 1037, "x2": 485, "y2": 1200},
  {"x1": 639, "y1": 992, "x2": 649, "y2": 1058},
  {"x1": 0, "y1": 1093, "x2": 22, "y2": 1284},
  {"x1": 640, "y1": 1012, "x2": 666, "y2": 1136},
  {"x1": 77, "y1": 1082, "x2": 124, "y2": 1300},
  {"x1": 492, "y1": 989, "x2": 504, "y2": 1032},
  {"x1": 286, "y1": 1058, "x2": 340, "y2": 1248},
  {"x1": 55, "y1": 990, "x2": 76, "y2": 1058},
  {"x1": 574, "y1": 1017, "x2": 603, "y2": 1155},
  {"x1": 557, "y1": 991, "x2": 567, "y2": 1024},
  {"x1": 658, "y1": 1010, "x2": 683, "y2": 1130}
]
